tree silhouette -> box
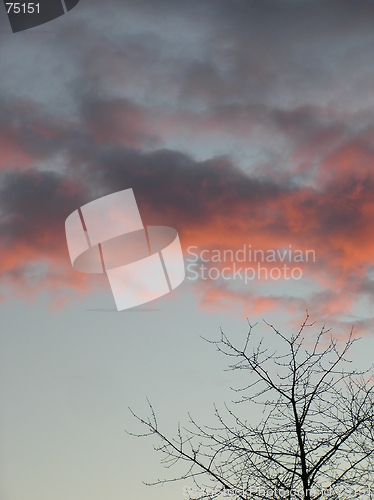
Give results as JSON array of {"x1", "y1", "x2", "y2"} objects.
[{"x1": 130, "y1": 314, "x2": 374, "y2": 500}]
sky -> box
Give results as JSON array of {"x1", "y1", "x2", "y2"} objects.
[{"x1": 2, "y1": 1, "x2": 374, "y2": 499}]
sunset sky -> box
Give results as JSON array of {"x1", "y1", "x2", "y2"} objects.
[{"x1": 2, "y1": 1, "x2": 374, "y2": 499}]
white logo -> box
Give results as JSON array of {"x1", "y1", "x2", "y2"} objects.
[{"x1": 65, "y1": 189, "x2": 185, "y2": 310}]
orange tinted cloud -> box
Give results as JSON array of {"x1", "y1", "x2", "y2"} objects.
[{"x1": 1, "y1": 94, "x2": 374, "y2": 328}]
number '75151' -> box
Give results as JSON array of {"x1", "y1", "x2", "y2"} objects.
[{"x1": 6, "y1": 3, "x2": 40, "y2": 14}]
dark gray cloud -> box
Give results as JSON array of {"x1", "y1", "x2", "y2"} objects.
[
  {"x1": 0, "y1": 168, "x2": 87, "y2": 249},
  {"x1": 1, "y1": 0, "x2": 374, "y2": 321}
]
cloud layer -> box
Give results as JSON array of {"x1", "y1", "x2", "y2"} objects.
[{"x1": 1, "y1": 0, "x2": 374, "y2": 328}]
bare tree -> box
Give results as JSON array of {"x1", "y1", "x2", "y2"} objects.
[{"x1": 129, "y1": 314, "x2": 374, "y2": 500}]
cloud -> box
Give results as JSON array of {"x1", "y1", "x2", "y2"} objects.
[
  {"x1": 0, "y1": 167, "x2": 96, "y2": 304},
  {"x1": 80, "y1": 96, "x2": 159, "y2": 148},
  {"x1": 1, "y1": 118, "x2": 374, "y2": 324},
  {"x1": 2, "y1": 0, "x2": 374, "y2": 326}
]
